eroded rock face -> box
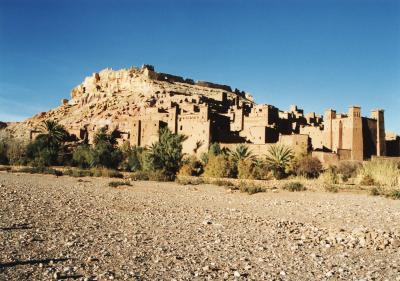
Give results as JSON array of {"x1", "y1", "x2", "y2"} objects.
[{"x1": 5, "y1": 65, "x2": 252, "y2": 140}]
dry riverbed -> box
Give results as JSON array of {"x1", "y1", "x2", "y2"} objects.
[{"x1": 0, "y1": 172, "x2": 399, "y2": 280}]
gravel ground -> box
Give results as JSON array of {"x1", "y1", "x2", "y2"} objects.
[{"x1": 0, "y1": 172, "x2": 399, "y2": 281}]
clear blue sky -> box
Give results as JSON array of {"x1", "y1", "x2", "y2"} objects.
[{"x1": 1, "y1": 0, "x2": 399, "y2": 132}]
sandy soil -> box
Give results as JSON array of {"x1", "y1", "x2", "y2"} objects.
[{"x1": 0, "y1": 172, "x2": 399, "y2": 280}]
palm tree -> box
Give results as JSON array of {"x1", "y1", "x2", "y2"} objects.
[
  {"x1": 229, "y1": 144, "x2": 255, "y2": 163},
  {"x1": 145, "y1": 127, "x2": 187, "y2": 177},
  {"x1": 93, "y1": 127, "x2": 119, "y2": 146},
  {"x1": 36, "y1": 120, "x2": 69, "y2": 147},
  {"x1": 265, "y1": 144, "x2": 294, "y2": 179}
]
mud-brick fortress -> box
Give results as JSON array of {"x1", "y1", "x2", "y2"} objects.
[{"x1": 6, "y1": 65, "x2": 400, "y2": 163}]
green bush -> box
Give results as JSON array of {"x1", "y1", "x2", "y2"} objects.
[
  {"x1": 72, "y1": 144, "x2": 93, "y2": 168},
  {"x1": 283, "y1": 182, "x2": 306, "y2": 192},
  {"x1": 125, "y1": 146, "x2": 146, "y2": 172},
  {"x1": 294, "y1": 156, "x2": 322, "y2": 178},
  {"x1": 108, "y1": 181, "x2": 132, "y2": 187},
  {"x1": 90, "y1": 142, "x2": 123, "y2": 169},
  {"x1": 203, "y1": 155, "x2": 232, "y2": 178},
  {"x1": 89, "y1": 127, "x2": 123, "y2": 169},
  {"x1": 24, "y1": 120, "x2": 70, "y2": 166},
  {"x1": 143, "y1": 128, "x2": 187, "y2": 179}
]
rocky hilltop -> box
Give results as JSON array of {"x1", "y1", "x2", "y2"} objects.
[{"x1": 4, "y1": 65, "x2": 253, "y2": 140}]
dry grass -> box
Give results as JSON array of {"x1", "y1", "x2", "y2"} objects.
[{"x1": 358, "y1": 159, "x2": 399, "y2": 188}]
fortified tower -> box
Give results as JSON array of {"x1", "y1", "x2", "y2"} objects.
[
  {"x1": 371, "y1": 109, "x2": 386, "y2": 156},
  {"x1": 324, "y1": 109, "x2": 336, "y2": 150},
  {"x1": 348, "y1": 106, "x2": 363, "y2": 161}
]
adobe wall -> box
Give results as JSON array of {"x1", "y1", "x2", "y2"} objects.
[
  {"x1": 386, "y1": 137, "x2": 400, "y2": 156},
  {"x1": 220, "y1": 134, "x2": 308, "y2": 157},
  {"x1": 139, "y1": 119, "x2": 163, "y2": 147},
  {"x1": 371, "y1": 110, "x2": 386, "y2": 156},
  {"x1": 178, "y1": 106, "x2": 210, "y2": 155},
  {"x1": 179, "y1": 119, "x2": 211, "y2": 155},
  {"x1": 195, "y1": 81, "x2": 232, "y2": 92},
  {"x1": 312, "y1": 151, "x2": 339, "y2": 167},
  {"x1": 279, "y1": 134, "x2": 309, "y2": 155},
  {"x1": 362, "y1": 118, "x2": 377, "y2": 159},
  {"x1": 299, "y1": 126, "x2": 324, "y2": 150}
]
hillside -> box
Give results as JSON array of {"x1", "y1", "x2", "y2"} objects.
[{"x1": 3, "y1": 65, "x2": 253, "y2": 140}]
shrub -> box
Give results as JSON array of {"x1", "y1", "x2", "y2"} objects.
[
  {"x1": 178, "y1": 156, "x2": 203, "y2": 176},
  {"x1": 203, "y1": 155, "x2": 232, "y2": 178},
  {"x1": 143, "y1": 128, "x2": 187, "y2": 179},
  {"x1": 25, "y1": 140, "x2": 58, "y2": 166},
  {"x1": 238, "y1": 181, "x2": 266, "y2": 195},
  {"x1": 17, "y1": 166, "x2": 63, "y2": 176},
  {"x1": 319, "y1": 168, "x2": 339, "y2": 185},
  {"x1": 24, "y1": 120, "x2": 70, "y2": 166},
  {"x1": 237, "y1": 159, "x2": 256, "y2": 179},
  {"x1": 212, "y1": 179, "x2": 235, "y2": 187},
  {"x1": 0, "y1": 166, "x2": 11, "y2": 172},
  {"x1": 72, "y1": 145, "x2": 93, "y2": 168},
  {"x1": 370, "y1": 187, "x2": 382, "y2": 196},
  {"x1": 6, "y1": 139, "x2": 27, "y2": 165},
  {"x1": 336, "y1": 161, "x2": 360, "y2": 181},
  {"x1": 237, "y1": 159, "x2": 270, "y2": 180},
  {"x1": 64, "y1": 168, "x2": 92, "y2": 177},
  {"x1": 209, "y1": 142, "x2": 222, "y2": 156},
  {"x1": 90, "y1": 167, "x2": 123, "y2": 178},
  {"x1": 86, "y1": 127, "x2": 123, "y2": 169},
  {"x1": 125, "y1": 146, "x2": 146, "y2": 172},
  {"x1": 358, "y1": 159, "x2": 399, "y2": 187},
  {"x1": 0, "y1": 139, "x2": 8, "y2": 164},
  {"x1": 131, "y1": 171, "x2": 150, "y2": 181},
  {"x1": 200, "y1": 152, "x2": 209, "y2": 165},
  {"x1": 283, "y1": 182, "x2": 306, "y2": 192},
  {"x1": 147, "y1": 170, "x2": 173, "y2": 181},
  {"x1": 324, "y1": 184, "x2": 339, "y2": 193},
  {"x1": 108, "y1": 181, "x2": 132, "y2": 187},
  {"x1": 265, "y1": 144, "x2": 294, "y2": 179},
  {"x1": 386, "y1": 190, "x2": 400, "y2": 200},
  {"x1": 360, "y1": 175, "x2": 375, "y2": 186},
  {"x1": 294, "y1": 156, "x2": 322, "y2": 178},
  {"x1": 176, "y1": 177, "x2": 204, "y2": 185},
  {"x1": 90, "y1": 142, "x2": 122, "y2": 169}
]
